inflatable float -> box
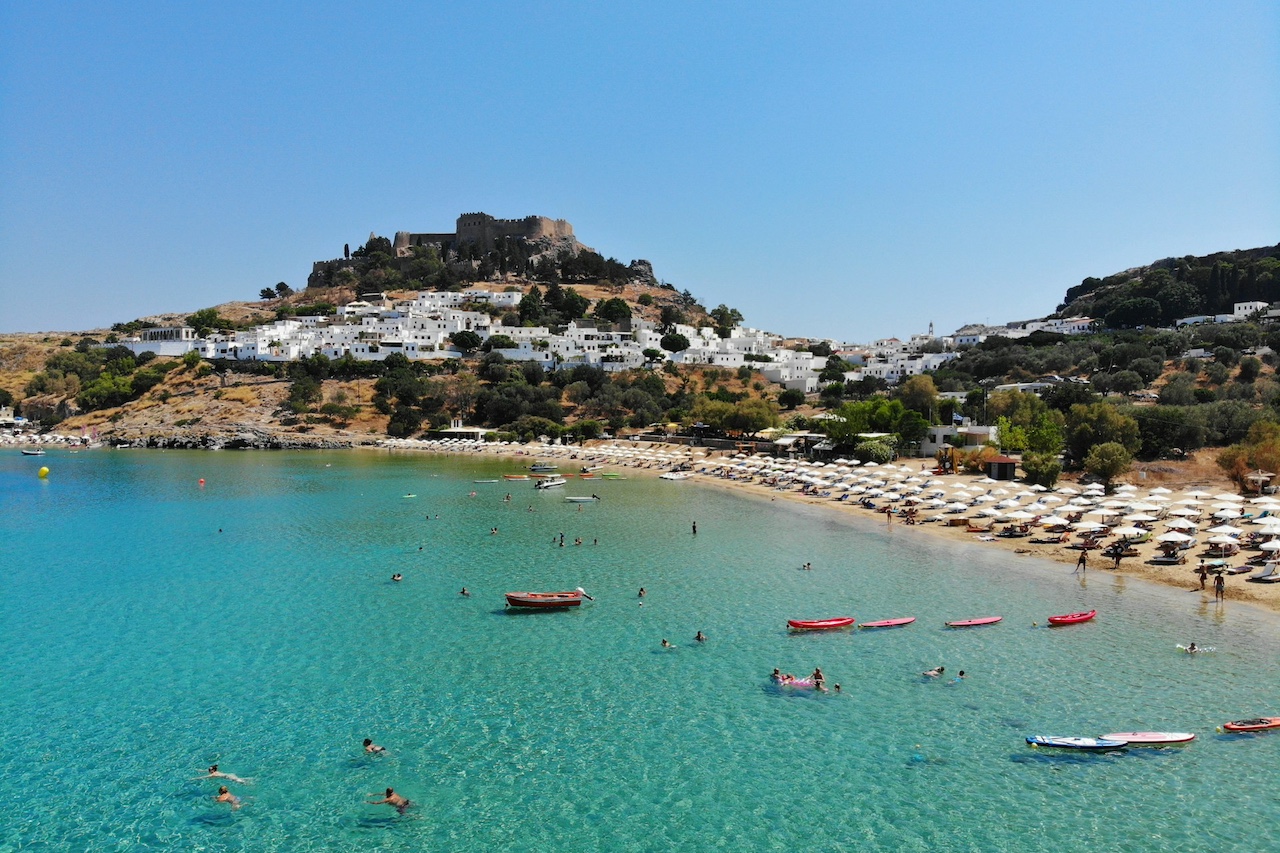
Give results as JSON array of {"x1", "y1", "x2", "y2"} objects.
[
  {"x1": 945, "y1": 616, "x2": 1003, "y2": 628},
  {"x1": 1099, "y1": 732, "x2": 1195, "y2": 746},
  {"x1": 1026, "y1": 736, "x2": 1127, "y2": 750}
]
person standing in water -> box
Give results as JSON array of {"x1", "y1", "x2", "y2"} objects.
[
  {"x1": 1214, "y1": 572, "x2": 1225, "y2": 601},
  {"x1": 691, "y1": 521, "x2": 697, "y2": 535},
  {"x1": 367, "y1": 787, "x2": 411, "y2": 814}
]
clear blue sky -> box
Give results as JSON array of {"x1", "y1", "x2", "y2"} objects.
[{"x1": 2, "y1": 1, "x2": 1276, "y2": 340}]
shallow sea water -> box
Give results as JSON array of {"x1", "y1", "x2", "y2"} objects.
[{"x1": 2, "y1": 449, "x2": 1278, "y2": 852}]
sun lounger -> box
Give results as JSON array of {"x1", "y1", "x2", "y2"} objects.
[{"x1": 1246, "y1": 562, "x2": 1279, "y2": 582}]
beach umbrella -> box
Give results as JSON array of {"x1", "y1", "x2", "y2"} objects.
[
  {"x1": 1029, "y1": 484, "x2": 1048, "y2": 492},
  {"x1": 1116, "y1": 484, "x2": 1138, "y2": 492},
  {"x1": 1123, "y1": 513, "x2": 1159, "y2": 523},
  {"x1": 928, "y1": 498, "x2": 948, "y2": 508},
  {"x1": 1085, "y1": 508, "x2": 1119, "y2": 517},
  {"x1": 978, "y1": 507, "x2": 1003, "y2": 517},
  {"x1": 1148, "y1": 487, "x2": 1172, "y2": 494},
  {"x1": 1261, "y1": 540, "x2": 1280, "y2": 552},
  {"x1": 863, "y1": 460, "x2": 880, "y2": 466},
  {"x1": 1252, "y1": 516, "x2": 1280, "y2": 529},
  {"x1": 1072, "y1": 520, "x2": 1105, "y2": 530},
  {"x1": 1167, "y1": 507, "x2": 1201, "y2": 517},
  {"x1": 1213, "y1": 493, "x2": 1243, "y2": 502},
  {"x1": 972, "y1": 494, "x2": 994, "y2": 503},
  {"x1": 1128, "y1": 502, "x2": 1162, "y2": 512},
  {"x1": 1156, "y1": 531, "x2": 1194, "y2": 542},
  {"x1": 1040, "y1": 495, "x2": 1064, "y2": 504},
  {"x1": 1212, "y1": 509, "x2": 1241, "y2": 519},
  {"x1": 1251, "y1": 496, "x2": 1280, "y2": 505},
  {"x1": 1100, "y1": 499, "x2": 1131, "y2": 508},
  {"x1": 978, "y1": 477, "x2": 997, "y2": 484},
  {"x1": 1056, "y1": 486, "x2": 1079, "y2": 495},
  {"x1": 945, "y1": 502, "x2": 969, "y2": 512},
  {"x1": 1164, "y1": 518, "x2": 1197, "y2": 530},
  {"x1": 1207, "y1": 535, "x2": 1238, "y2": 545},
  {"x1": 997, "y1": 498, "x2": 1021, "y2": 508},
  {"x1": 1024, "y1": 502, "x2": 1049, "y2": 512},
  {"x1": 1007, "y1": 510, "x2": 1037, "y2": 521},
  {"x1": 1183, "y1": 490, "x2": 1213, "y2": 499},
  {"x1": 1207, "y1": 525, "x2": 1243, "y2": 535},
  {"x1": 1039, "y1": 516, "x2": 1071, "y2": 526},
  {"x1": 1111, "y1": 526, "x2": 1147, "y2": 537}
]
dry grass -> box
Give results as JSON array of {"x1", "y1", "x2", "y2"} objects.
[{"x1": 219, "y1": 386, "x2": 259, "y2": 405}]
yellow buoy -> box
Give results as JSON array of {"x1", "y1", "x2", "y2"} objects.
[{"x1": 38, "y1": 466, "x2": 50, "y2": 479}]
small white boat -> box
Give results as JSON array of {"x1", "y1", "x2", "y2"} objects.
[
  {"x1": 580, "y1": 465, "x2": 604, "y2": 473},
  {"x1": 21, "y1": 448, "x2": 46, "y2": 456},
  {"x1": 565, "y1": 496, "x2": 600, "y2": 502},
  {"x1": 534, "y1": 477, "x2": 567, "y2": 490},
  {"x1": 659, "y1": 471, "x2": 694, "y2": 481}
]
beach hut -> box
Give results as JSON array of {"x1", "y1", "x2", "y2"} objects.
[{"x1": 984, "y1": 456, "x2": 1018, "y2": 481}]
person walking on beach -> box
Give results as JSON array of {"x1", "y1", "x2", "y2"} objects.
[
  {"x1": 1214, "y1": 573, "x2": 1225, "y2": 601},
  {"x1": 367, "y1": 788, "x2": 411, "y2": 814},
  {"x1": 1197, "y1": 563, "x2": 1209, "y2": 590},
  {"x1": 1074, "y1": 551, "x2": 1087, "y2": 574},
  {"x1": 1113, "y1": 550, "x2": 1122, "y2": 570}
]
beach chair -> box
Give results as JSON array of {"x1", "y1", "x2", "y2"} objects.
[{"x1": 1246, "y1": 562, "x2": 1280, "y2": 583}]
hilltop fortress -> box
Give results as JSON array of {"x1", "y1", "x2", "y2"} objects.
[{"x1": 393, "y1": 212, "x2": 580, "y2": 255}]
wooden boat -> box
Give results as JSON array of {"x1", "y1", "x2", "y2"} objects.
[
  {"x1": 1027, "y1": 736, "x2": 1127, "y2": 750},
  {"x1": 534, "y1": 477, "x2": 567, "y2": 490},
  {"x1": 503, "y1": 474, "x2": 530, "y2": 481},
  {"x1": 859, "y1": 617, "x2": 916, "y2": 629},
  {"x1": 945, "y1": 616, "x2": 1003, "y2": 628},
  {"x1": 1221, "y1": 717, "x2": 1280, "y2": 732},
  {"x1": 1047, "y1": 610, "x2": 1097, "y2": 626},
  {"x1": 787, "y1": 617, "x2": 855, "y2": 631},
  {"x1": 1100, "y1": 732, "x2": 1195, "y2": 745},
  {"x1": 505, "y1": 590, "x2": 589, "y2": 608}
]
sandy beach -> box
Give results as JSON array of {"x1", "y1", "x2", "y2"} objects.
[{"x1": 381, "y1": 436, "x2": 1280, "y2": 615}]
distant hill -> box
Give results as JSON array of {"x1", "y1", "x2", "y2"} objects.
[{"x1": 1058, "y1": 243, "x2": 1280, "y2": 328}]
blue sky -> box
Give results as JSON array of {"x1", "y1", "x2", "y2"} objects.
[{"x1": 1, "y1": 1, "x2": 1276, "y2": 340}]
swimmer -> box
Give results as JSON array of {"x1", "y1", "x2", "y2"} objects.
[
  {"x1": 367, "y1": 787, "x2": 411, "y2": 814},
  {"x1": 695, "y1": 631, "x2": 706, "y2": 643},
  {"x1": 197, "y1": 764, "x2": 248, "y2": 784},
  {"x1": 391, "y1": 573, "x2": 403, "y2": 582},
  {"x1": 922, "y1": 666, "x2": 945, "y2": 678},
  {"x1": 363, "y1": 738, "x2": 386, "y2": 754},
  {"x1": 948, "y1": 670, "x2": 967, "y2": 684},
  {"x1": 638, "y1": 587, "x2": 646, "y2": 598},
  {"x1": 1187, "y1": 642, "x2": 1198, "y2": 653},
  {"x1": 215, "y1": 786, "x2": 241, "y2": 809},
  {"x1": 661, "y1": 639, "x2": 673, "y2": 648},
  {"x1": 460, "y1": 587, "x2": 470, "y2": 597},
  {"x1": 771, "y1": 668, "x2": 784, "y2": 682},
  {"x1": 811, "y1": 667, "x2": 825, "y2": 690},
  {"x1": 833, "y1": 684, "x2": 841, "y2": 694}
]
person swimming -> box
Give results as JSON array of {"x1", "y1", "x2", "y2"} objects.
[
  {"x1": 367, "y1": 787, "x2": 410, "y2": 814},
  {"x1": 922, "y1": 666, "x2": 945, "y2": 678},
  {"x1": 661, "y1": 639, "x2": 673, "y2": 648},
  {"x1": 695, "y1": 631, "x2": 706, "y2": 643},
  {"x1": 391, "y1": 573, "x2": 403, "y2": 582},
  {"x1": 459, "y1": 587, "x2": 470, "y2": 597},
  {"x1": 197, "y1": 764, "x2": 248, "y2": 784},
  {"x1": 215, "y1": 786, "x2": 241, "y2": 810},
  {"x1": 363, "y1": 739, "x2": 386, "y2": 754}
]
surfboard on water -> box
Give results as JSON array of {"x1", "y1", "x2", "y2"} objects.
[
  {"x1": 946, "y1": 616, "x2": 1003, "y2": 628},
  {"x1": 1026, "y1": 736, "x2": 1127, "y2": 750},
  {"x1": 1099, "y1": 732, "x2": 1195, "y2": 745},
  {"x1": 859, "y1": 617, "x2": 915, "y2": 629}
]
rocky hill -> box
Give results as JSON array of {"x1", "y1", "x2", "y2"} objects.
[{"x1": 1058, "y1": 243, "x2": 1280, "y2": 328}]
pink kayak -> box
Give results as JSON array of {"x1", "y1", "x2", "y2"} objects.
[
  {"x1": 1100, "y1": 731, "x2": 1195, "y2": 745},
  {"x1": 787, "y1": 617, "x2": 856, "y2": 631},
  {"x1": 859, "y1": 617, "x2": 916, "y2": 629},
  {"x1": 1048, "y1": 610, "x2": 1097, "y2": 626},
  {"x1": 946, "y1": 616, "x2": 1003, "y2": 628}
]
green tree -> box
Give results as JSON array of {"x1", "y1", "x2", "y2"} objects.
[
  {"x1": 592, "y1": 298, "x2": 633, "y2": 324},
  {"x1": 259, "y1": 288, "x2": 277, "y2": 300},
  {"x1": 518, "y1": 287, "x2": 545, "y2": 324},
  {"x1": 897, "y1": 375, "x2": 938, "y2": 418},
  {"x1": 483, "y1": 334, "x2": 517, "y2": 352},
  {"x1": 1066, "y1": 403, "x2": 1140, "y2": 465},
  {"x1": 275, "y1": 282, "x2": 293, "y2": 297},
  {"x1": 1021, "y1": 451, "x2": 1061, "y2": 488},
  {"x1": 709, "y1": 304, "x2": 744, "y2": 337},
  {"x1": 1083, "y1": 441, "x2": 1132, "y2": 486},
  {"x1": 1109, "y1": 370, "x2": 1145, "y2": 395},
  {"x1": 449, "y1": 331, "x2": 483, "y2": 354},
  {"x1": 778, "y1": 388, "x2": 806, "y2": 410},
  {"x1": 661, "y1": 333, "x2": 691, "y2": 353}
]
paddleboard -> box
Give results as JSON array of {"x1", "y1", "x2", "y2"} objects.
[
  {"x1": 859, "y1": 617, "x2": 916, "y2": 629},
  {"x1": 946, "y1": 616, "x2": 1003, "y2": 628},
  {"x1": 1099, "y1": 732, "x2": 1195, "y2": 745},
  {"x1": 1026, "y1": 736, "x2": 1127, "y2": 750}
]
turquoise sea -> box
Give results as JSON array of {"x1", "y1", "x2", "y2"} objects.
[{"x1": 2, "y1": 449, "x2": 1278, "y2": 852}]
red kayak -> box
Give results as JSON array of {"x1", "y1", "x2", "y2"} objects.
[
  {"x1": 787, "y1": 617, "x2": 856, "y2": 631},
  {"x1": 859, "y1": 617, "x2": 916, "y2": 629},
  {"x1": 1221, "y1": 717, "x2": 1280, "y2": 732},
  {"x1": 946, "y1": 616, "x2": 1003, "y2": 628},
  {"x1": 1048, "y1": 610, "x2": 1097, "y2": 626}
]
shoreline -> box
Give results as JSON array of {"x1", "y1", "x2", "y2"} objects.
[{"x1": 377, "y1": 437, "x2": 1280, "y2": 616}]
